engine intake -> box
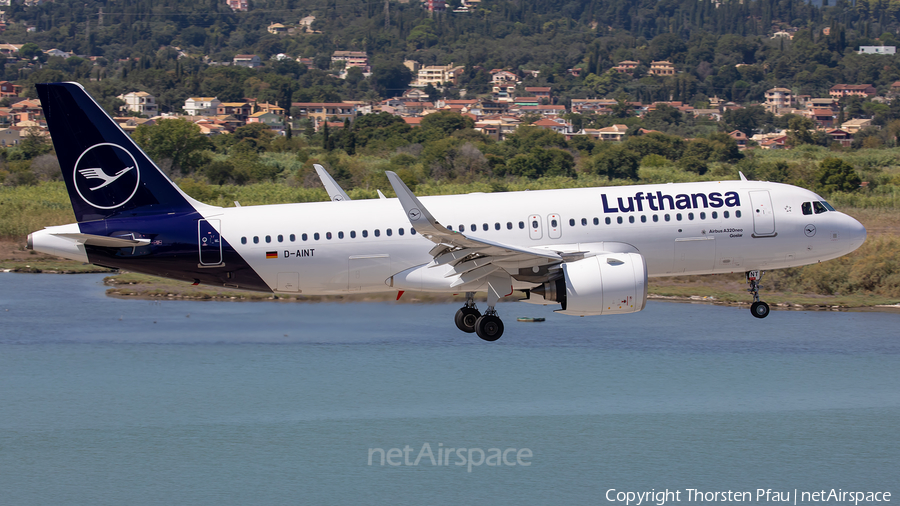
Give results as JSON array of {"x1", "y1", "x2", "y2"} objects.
[{"x1": 533, "y1": 253, "x2": 647, "y2": 316}]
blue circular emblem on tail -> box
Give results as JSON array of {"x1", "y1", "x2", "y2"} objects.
[{"x1": 73, "y1": 143, "x2": 141, "y2": 210}]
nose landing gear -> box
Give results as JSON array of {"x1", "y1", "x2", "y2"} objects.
[{"x1": 747, "y1": 270, "x2": 770, "y2": 318}]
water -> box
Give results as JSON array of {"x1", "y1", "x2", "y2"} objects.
[{"x1": 1, "y1": 273, "x2": 898, "y2": 505}]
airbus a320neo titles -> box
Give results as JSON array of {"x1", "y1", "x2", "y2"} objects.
[{"x1": 28, "y1": 82, "x2": 867, "y2": 341}]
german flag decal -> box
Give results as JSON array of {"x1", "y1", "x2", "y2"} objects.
[{"x1": 266, "y1": 251, "x2": 278, "y2": 259}]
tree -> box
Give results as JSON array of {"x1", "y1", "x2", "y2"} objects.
[
  {"x1": 815, "y1": 158, "x2": 861, "y2": 193},
  {"x1": 132, "y1": 119, "x2": 212, "y2": 175},
  {"x1": 589, "y1": 145, "x2": 640, "y2": 180},
  {"x1": 370, "y1": 61, "x2": 412, "y2": 98}
]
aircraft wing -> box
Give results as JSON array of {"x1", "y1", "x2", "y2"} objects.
[
  {"x1": 314, "y1": 164, "x2": 352, "y2": 202},
  {"x1": 386, "y1": 171, "x2": 563, "y2": 285}
]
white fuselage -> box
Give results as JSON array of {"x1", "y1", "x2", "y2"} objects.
[{"x1": 208, "y1": 180, "x2": 865, "y2": 295}]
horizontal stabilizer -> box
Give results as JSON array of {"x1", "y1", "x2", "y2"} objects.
[{"x1": 52, "y1": 233, "x2": 151, "y2": 248}]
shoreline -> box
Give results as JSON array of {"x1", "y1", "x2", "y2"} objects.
[{"x1": 3, "y1": 266, "x2": 897, "y2": 313}]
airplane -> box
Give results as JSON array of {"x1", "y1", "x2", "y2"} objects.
[{"x1": 27, "y1": 82, "x2": 867, "y2": 341}]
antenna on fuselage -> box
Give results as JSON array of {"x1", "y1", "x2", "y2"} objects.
[{"x1": 739, "y1": 171, "x2": 748, "y2": 181}]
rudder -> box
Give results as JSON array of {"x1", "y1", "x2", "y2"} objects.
[{"x1": 36, "y1": 82, "x2": 199, "y2": 222}]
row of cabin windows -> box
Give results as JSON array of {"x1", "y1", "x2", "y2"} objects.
[
  {"x1": 572, "y1": 210, "x2": 741, "y2": 226},
  {"x1": 444, "y1": 209, "x2": 742, "y2": 233},
  {"x1": 241, "y1": 227, "x2": 418, "y2": 245},
  {"x1": 240, "y1": 209, "x2": 746, "y2": 244}
]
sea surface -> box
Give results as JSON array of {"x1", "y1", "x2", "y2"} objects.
[{"x1": 1, "y1": 273, "x2": 898, "y2": 505}]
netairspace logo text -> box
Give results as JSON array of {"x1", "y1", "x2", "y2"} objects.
[{"x1": 368, "y1": 443, "x2": 532, "y2": 473}]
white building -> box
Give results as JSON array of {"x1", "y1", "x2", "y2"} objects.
[
  {"x1": 118, "y1": 91, "x2": 158, "y2": 116},
  {"x1": 858, "y1": 46, "x2": 896, "y2": 55},
  {"x1": 183, "y1": 97, "x2": 221, "y2": 116}
]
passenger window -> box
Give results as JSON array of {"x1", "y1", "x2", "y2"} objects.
[
  {"x1": 652, "y1": 215, "x2": 659, "y2": 222},
  {"x1": 386, "y1": 228, "x2": 392, "y2": 236},
  {"x1": 532, "y1": 220, "x2": 538, "y2": 229},
  {"x1": 519, "y1": 221, "x2": 525, "y2": 229},
  {"x1": 665, "y1": 214, "x2": 671, "y2": 222},
  {"x1": 338, "y1": 231, "x2": 344, "y2": 239},
  {"x1": 593, "y1": 217, "x2": 599, "y2": 225},
  {"x1": 641, "y1": 215, "x2": 647, "y2": 223},
  {"x1": 688, "y1": 213, "x2": 694, "y2": 220},
  {"x1": 374, "y1": 229, "x2": 381, "y2": 237},
  {"x1": 813, "y1": 201, "x2": 827, "y2": 214},
  {"x1": 277, "y1": 234, "x2": 283, "y2": 242},
  {"x1": 676, "y1": 213, "x2": 682, "y2": 221},
  {"x1": 700, "y1": 212, "x2": 706, "y2": 220},
  {"x1": 410, "y1": 228, "x2": 416, "y2": 235},
  {"x1": 459, "y1": 225, "x2": 464, "y2": 232},
  {"x1": 470, "y1": 224, "x2": 476, "y2": 232},
  {"x1": 711, "y1": 212, "x2": 717, "y2": 219},
  {"x1": 581, "y1": 218, "x2": 587, "y2": 226},
  {"x1": 802, "y1": 202, "x2": 812, "y2": 215},
  {"x1": 398, "y1": 228, "x2": 404, "y2": 236},
  {"x1": 265, "y1": 235, "x2": 271, "y2": 243},
  {"x1": 350, "y1": 231, "x2": 356, "y2": 238},
  {"x1": 362, "y1": 230, "x2": 368, "y2": 238},
  {"x1": 551, "y1": 219, "x2": 558, "y2": 227},
  {"x1": 736, "y1": 210, "x2": 742, "y2": 218},
  {"x1": 314, "y1": 233, "x2": 320, "y2": 240},
  {"x1": 569, "y1": 219, "x2": 575, "y2": 226},
  {"x1": 494, "y1": 223, "x2": 500, "y2": 230},
  {"x1": 724, "y1": 211, "x2": 730, "y2": 219},
  {"x1": 629, "y1": 216, "x2": 635, "y2": 223},
  {"x1": 605, "y1": 217, "x2": 611, "y2": 225},
  {"x1": 290, "y1": 234, "x2": 295, "y2": 241},
  {"x1": 326, "y1": 232, "x2": 332, "y2": 240},
  {"x1": 483, "y1": 223, "x2": 488, "y2": 231},
  {"x1": 507, "y1": 222, "x2": 513, "y2": 229},
  {"x1": 617, "y1": 216, "x2": 623, "y2": 224},
  {"x1": 241, "y1": 237, "x2": 247, "y2": 244},
  {"x1": 302, "y1": 233, "x2": 308, "y2": 241},
  {"x1": 253, "y1": 236, "x2": 259, "y2": 244}
]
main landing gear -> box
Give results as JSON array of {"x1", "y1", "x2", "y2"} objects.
[
  {"x1": 746, "y1": 270, "x2": 770, "y2": 319},
  {"x1": 454, "y1": 291, "x2": 505, "y2": 341}
]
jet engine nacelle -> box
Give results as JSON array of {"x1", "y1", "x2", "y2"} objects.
[{"x1": 532, "y1": 252, "x2": 647, "y2": 316}]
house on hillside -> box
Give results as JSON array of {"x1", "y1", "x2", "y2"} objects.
[
  {"x1": 118, "y1": 91, "x2": 158, "y2": 116},
  {"x1": 648, "y1": 61, "x2": 675, "y2": 76},
  {"x1": 225, "y1": 0, "x2": 248, "y2": 12},
  {"x1": 233, "y1": 54, "x2": 262, "y2": 68},
  {"x1": 613, "y1": 60, "x2": 639, "y2": 75},
  {"x1": 829, "y1": 84, "x2": 877, "y2": 99},
  {"x1": 524, "y1": 87, "x2": 551, "y2": 102},
  {"x1": 764, "y1": 87, "x2": 793, "y2": 112},
  {"x1": 585, "y1": 124, "x2": 629, "y2": 141},
  {"x1": 183, "y1": 97, "x2": 221, "y2": 116}
]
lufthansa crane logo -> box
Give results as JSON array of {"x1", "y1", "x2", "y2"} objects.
[{"x1": 73, "y1": 143, "x2": 140, "y2": 210}]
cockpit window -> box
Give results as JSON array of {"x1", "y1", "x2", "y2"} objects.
[
  {"x1": 821, "y1": 201, "x2": 835, "y2": 211},
  {"x1": 801, "y1": 202, "x2": 812, "y2": 215},
  {"x1": 813, "y1": 201, "x2": 827, "y2": 214}
]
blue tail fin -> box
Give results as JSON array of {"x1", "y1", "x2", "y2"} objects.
[{"x1": 36, "y1": 82, "x2": 199, "y2": 222}]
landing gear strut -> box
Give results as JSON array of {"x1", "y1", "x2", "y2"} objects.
[
  {"x1": 454, "y1": 292, "x2": 481, "y2": 333},
  {"x1": 747, "y1": 270, "x2": 770, "y2": 319}
]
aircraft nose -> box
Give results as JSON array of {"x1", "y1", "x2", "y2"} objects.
[{"x1": 848, "y1": 215, "x2": 867, "y2": 251}]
